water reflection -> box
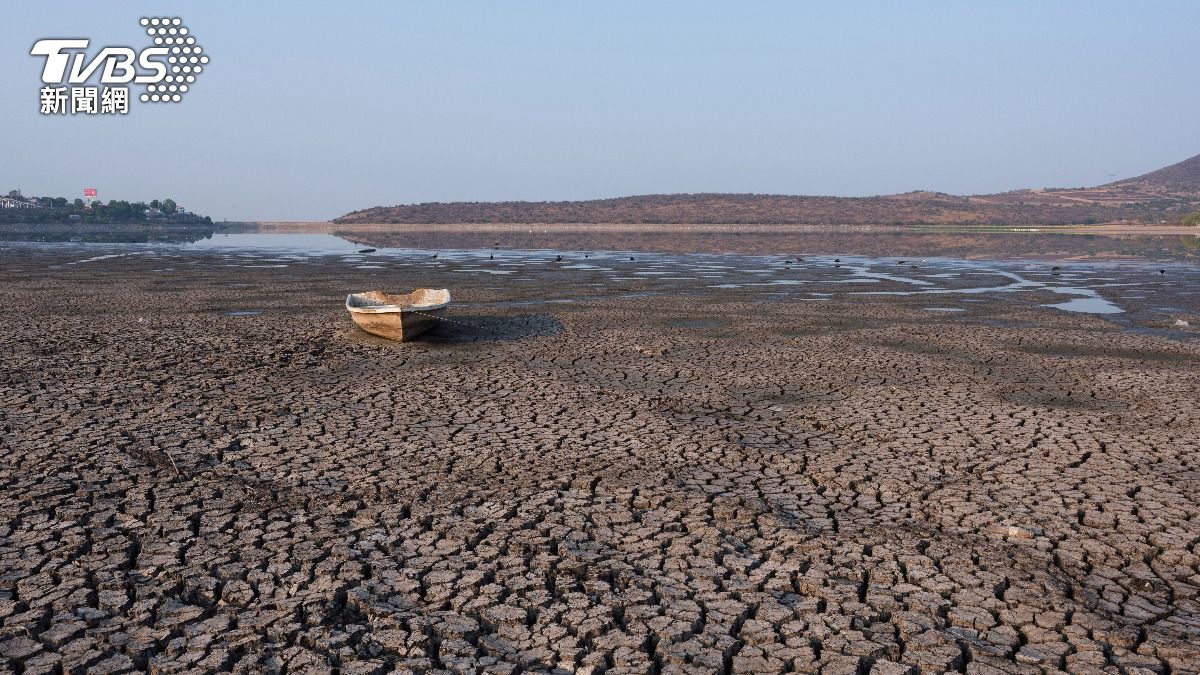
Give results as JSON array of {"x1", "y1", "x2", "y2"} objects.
[
  {"x1": 190, "y1": 232, "x2": 360, "y2": 252},
  {"x1": 0, "y1": 222, "x2": 217, "y2": 244}
]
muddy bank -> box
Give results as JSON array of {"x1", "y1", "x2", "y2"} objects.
[{"x1": 2, "y1": 246, "x2": 1199, "y2": 674}]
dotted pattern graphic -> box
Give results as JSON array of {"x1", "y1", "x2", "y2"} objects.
[{"x1": 138, "y1": 17, "x2": 208, "y2": 104}]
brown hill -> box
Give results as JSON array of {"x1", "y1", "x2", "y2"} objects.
[
  {"x1": 336, "y1": 153, "x2": 1200, "y2": 225},
  {"x1": 1103, "y1": 153, "x2": 1200, "y2": 195}
]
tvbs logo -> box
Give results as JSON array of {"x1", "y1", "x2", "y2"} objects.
[{"x1": 31, "y1": 17, "x2": 208, "y2": 115}]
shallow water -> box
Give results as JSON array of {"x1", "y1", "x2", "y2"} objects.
[
  {"x1": 5, "y1": 228, "x2": 1199, "y2": 324},
  {"x1": 190, "y1": 232, "x2": 362, "y2": 253},
  {"x1": 1044, "y1": 296, "x2": 1123, "y2": 314}
]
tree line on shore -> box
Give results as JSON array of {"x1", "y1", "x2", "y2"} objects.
[{"x1": 2, "y1": 190, "x2": 211, "y2": 225}]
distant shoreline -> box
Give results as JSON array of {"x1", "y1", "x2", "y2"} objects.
[{"x1": 246, "y1": 221, "x2": 1200, "y2": 237}]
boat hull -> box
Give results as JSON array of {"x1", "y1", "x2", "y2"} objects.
[
  {"x1": 345, "y1": 289, "x2": 451, "y2": 342},
  {"x1": 349, "y1": 307, "x2": 443, "y2": 341}
]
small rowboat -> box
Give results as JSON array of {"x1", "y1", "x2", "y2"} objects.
[{"x1": 345, "y1": 289, "x2": 451, "y2": 341}]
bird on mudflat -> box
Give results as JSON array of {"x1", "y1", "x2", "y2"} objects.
[
  {"x1": 489, "y1": 254, "x2": 494, "y2": 260},
  {"x1": 1159, "y1": 269, "x2": 1166, "y2": 276},
  {"x1": 833, "y1": 258, "x2": 841, "y2": 263},
  {"x1": 431, "y1": 253, "x2": 438, "y2": 259},
  {"x1": 555, "y1": 255, "x2": 563, "y2": 262},
  {"x1": 898, "y1": 260, "x2": 908, "y2": 265}
]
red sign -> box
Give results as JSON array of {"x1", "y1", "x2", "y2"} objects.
[{"x1": 83, "y1": 188, "x2": 97, "y2": 197}]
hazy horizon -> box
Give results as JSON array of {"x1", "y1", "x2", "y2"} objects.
[{"x1": 2, "y1": 1, "x2": 1198, "y2": 221}]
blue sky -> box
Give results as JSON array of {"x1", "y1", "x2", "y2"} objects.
[{"x1": 1, "y1": 1, "x2": 1197, "y2": 220}]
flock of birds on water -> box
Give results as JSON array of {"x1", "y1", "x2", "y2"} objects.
[{"x1": 353, "y1": 245, "x2": 1169, "y2": 276}]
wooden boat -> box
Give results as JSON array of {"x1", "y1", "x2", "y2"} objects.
[{"x1": 345, "y1": 289, "x2": 451, "y2": 341}]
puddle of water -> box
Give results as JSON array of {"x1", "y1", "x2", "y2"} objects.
[
  {"x1": 223, "y1": 310, "x2": 261, "y2": 317},
  {"x1": 1042, "y1": 287, "x2": 1123, "y2": 314},
  {"x1": 924, "y1": 307, "x2": 965, "y2": 313},
  {"x1": 1043, "y1": 297, "x2": 1123, "y2": 314},
  {"x1": 846, "y1": 266, "x2": 1127, "y2": 315},
  {"x1": 68, "y1": 252, "x2": 145, "y2": 265}
]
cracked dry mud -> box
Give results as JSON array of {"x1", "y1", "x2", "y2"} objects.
[{"x1": 2, "y1": 248, "x2": 1199, "y2": 675}]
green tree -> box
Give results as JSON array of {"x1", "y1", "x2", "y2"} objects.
[
  {"x1": 1183, "y1": 211, "x2": 1200, "y2": 226},
  {"x1": 162, "y1": 198, "x2": 177, "y2": 214},
  {"x1": 150, "y1": 199, "x2": 162, "y2": 210},
  {"x1": 73, "y1": 198, "x2": 85, "y2": 209}
]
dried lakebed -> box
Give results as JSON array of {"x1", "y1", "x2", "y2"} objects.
[{"x1": 2, "y1": 244, "x2": 1199, "y2": 674}]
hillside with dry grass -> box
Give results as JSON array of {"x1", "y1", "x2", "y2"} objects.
[
  {"x1": 336, "y1": 153, "x2": 1200, "y2": 225},
  {"x1": 1103, "y1": 153, "x2": 1200, "y2": 196}
]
